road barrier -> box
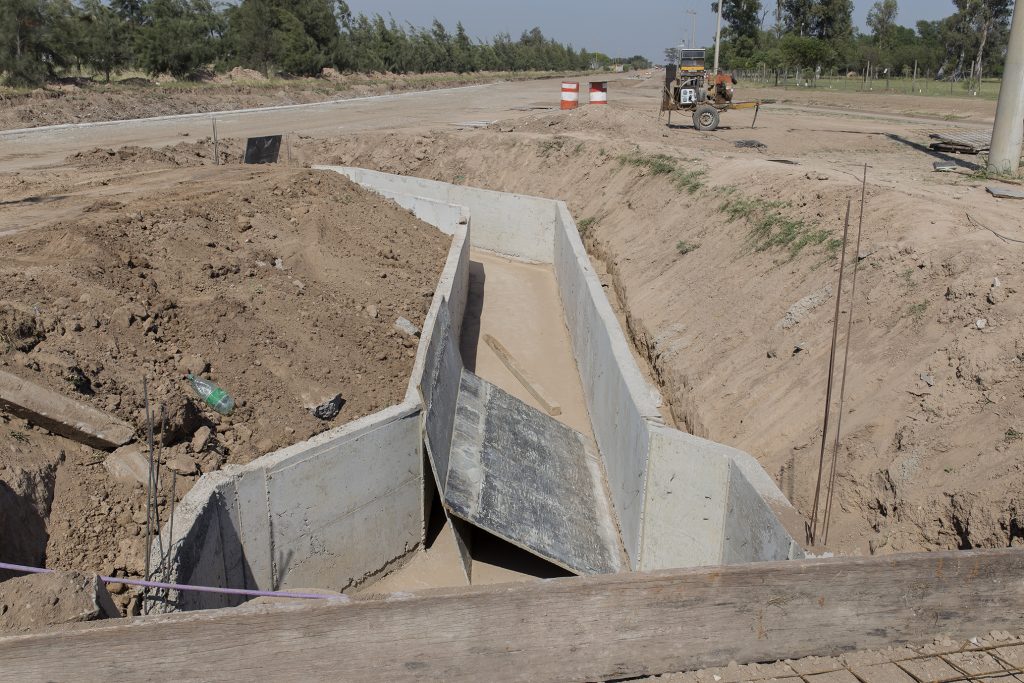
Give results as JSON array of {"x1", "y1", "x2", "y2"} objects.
[
  {"x1": 561, "y1": 82, "x2": 579, "y2": 110},
  {"x1": 589, "y1": 81, "x2": 608, "y2": 104}
]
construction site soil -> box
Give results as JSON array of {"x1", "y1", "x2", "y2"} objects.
[
  {"x1": 295, "y1": 96, "x2": 1024, "y2": 558},
  {"x1": 0, "y1": 158, "x2": 448, "y2": 615},
  {"x1": 1, "y1": 75, "x2": 1023, "y2": 663}
]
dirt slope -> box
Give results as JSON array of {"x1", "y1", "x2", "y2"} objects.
[
  {"x1": 299, "y1": 90, "x2": 1024, "y2": 556},
  {"x1": 0, "y1": 157, "x2": 449, "y2": 612}
]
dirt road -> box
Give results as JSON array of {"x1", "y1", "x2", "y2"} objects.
[{"x1": 1, "y1": 77, "x2": 618, "y2": 171}]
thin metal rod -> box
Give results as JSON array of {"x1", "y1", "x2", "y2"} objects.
[
  {"x1": 822, "y1": 166, "x2": 868, "y2": 546},
  {"x1": 154, "y1": 404, "x2": 166, "y2": 564},
  {"x1": 142, "y1": 377, "x2": 154, "y2": 613},
  {"x1": 166, "y1": 468, "x2": 177, "y2": 582},
  {"x1": 808, "y1": 200, "x2": 851, "y2": 546}
]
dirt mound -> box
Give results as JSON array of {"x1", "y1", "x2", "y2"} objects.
[
  {"x1": 214, "y1": 67, "x2": 268, "y2": 83},
  {"x1": 0, "y1": 164, "x2": 449, "y2": 610},
  {"x1": 66, "y1": 140, "x2": 245, "y2": 169},
  {"x1": 494, "y1": 105, "x2": 658, "y2": 138}
]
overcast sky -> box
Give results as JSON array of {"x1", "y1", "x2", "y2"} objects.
[{"x1": 346, "y1": 1, "x2": 958, "y2": 62}]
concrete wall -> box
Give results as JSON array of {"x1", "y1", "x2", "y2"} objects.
[
  {"x1": 153, "y1": 211, "x2": 470, "y2": 611},
  {"x1": 316, "y1": 167, "x2": 557, "y2": 263},
  {"x1": 162, "y1": 168, "x2": 804, "y2": 613},
  {"x1": 552, "y1": 202, "x2": 664, "y2": 569},
  {"x1": 334, "y1": 168, "x2": 804, "y2": 573}
]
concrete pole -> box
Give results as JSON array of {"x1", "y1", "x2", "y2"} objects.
[
  {"x1": 713, "y1": 0, "x2": 723, "y2": 72},
  {"x1": 989, "y1": 2, "x2": 1024, "y2": 174},
  {"x1": 688, "y1": 9, "x2": 697, "y2": 50}
]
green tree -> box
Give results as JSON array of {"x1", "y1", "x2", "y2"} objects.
[
  {"x1": 713, "y1": 0, "x2": 763, "y2": 41},
  {"x1": 867, "y1": 0, "x2": 898, "y2": 51},
  {"x1": 0, "y1": 0, "x2": 69, "y2": 86},
  {"x1": 779, "y1": 32, "x2": 831, "y2": 68},
  {"x1": 956, "y1": 0, "x2": 1012, "y2": 84},
  {"x1": 136, "y1": 0, "x2": 222, "y2": 78},
  {"x1": 80, "y1": 0, "x2": 130, "y2": 81}
]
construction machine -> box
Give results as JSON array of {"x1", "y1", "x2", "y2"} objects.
[{"x1": 660, "y1": 49, "x2": 760, "y2": 131}]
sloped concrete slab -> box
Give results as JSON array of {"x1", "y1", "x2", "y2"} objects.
[{"x1": 445, "y1": 372, "x2": 623, "y2": 575}]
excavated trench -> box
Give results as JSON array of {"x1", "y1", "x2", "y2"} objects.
[{"x1": 154, "y1": 167, "x2": 804, "y2": 611}]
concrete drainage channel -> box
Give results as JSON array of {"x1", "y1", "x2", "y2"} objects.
[{"x1": 155, "y1": 168, "x2": 803, "y2": 611}]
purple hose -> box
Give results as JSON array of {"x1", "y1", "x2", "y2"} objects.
[{"x1": 0, "y1": 561, "x2": 350, "y2": 602}]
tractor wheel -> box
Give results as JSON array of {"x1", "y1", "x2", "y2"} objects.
[{"x1": 692, "y1": 105, "x2": 720, "y2": 131}]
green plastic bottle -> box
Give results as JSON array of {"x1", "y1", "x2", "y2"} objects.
[{"x1": 187, "y1": 374, "x2": 235, "y2": 416}]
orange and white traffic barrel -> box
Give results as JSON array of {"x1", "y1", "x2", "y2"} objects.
[
  {"x1": 561, "y1": 82, "x2": 579, "y2": 110},
  {"x1": 589, "y1": 81, "x2": 608, "y2": 104}
]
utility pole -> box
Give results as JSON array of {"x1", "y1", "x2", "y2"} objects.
[
  {"x1": 686, "y1": 9, "x2": 697, "y2": 49},
  {"x1": 989, "y1": 1, "x2": 1024, "y2": 174},
  {"x1": 713, "y1": 0, "x2": 723, "y2": 72}
]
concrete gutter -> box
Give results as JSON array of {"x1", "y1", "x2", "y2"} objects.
[{"x1": 159, "y1": 168, "x2": 803, "y2": 612}]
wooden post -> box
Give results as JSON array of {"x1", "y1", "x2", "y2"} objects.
[
  {"x1": 212, "y1": 118, "x2": 219, "y2": 166},
  {"x1": 912, "y1": 60, "x2": 918, "y2": 93}
]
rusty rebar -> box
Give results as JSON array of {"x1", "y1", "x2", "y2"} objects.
[
  {"x1": 822, "y1": 165, "x2": 868, "y2": 546},
  {"x1": 808, "y1": 200, "x2": 852, "y2": 547}
]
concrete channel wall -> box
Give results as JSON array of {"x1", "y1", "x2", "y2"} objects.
[
  {"x1": 152, "y1": 207, "x2": 470, "y2": 610},
  {"x1": 327, "y1": 168, "x2": 803, "y2": 571},
  {"x1": 160, "y1": 167, "x2": 801, "y2": 612}
]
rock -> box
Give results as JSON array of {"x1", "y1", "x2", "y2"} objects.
[
  {"x1": 152, "y1": 394, "x2": 203, "y2": 446},
  {"x1": 0, "y1": 303, "x2": 44, "y2": 352},
  {"x1": 190, "y1": 425, "x2": 212, "y2": 453},
  {"x1": 177, "y1": 354, "x2": 209, "y2": 376},
  {"x1": 236, "y1": 216, "x2": 252, "y2": 232},
  {"x1": 394, "y1": 317, "x2": 420, "y2": 337},
  {"x1": 308, "y1": 393, "x2": 344, "y2": 421},
  {"x1": 104, "y1": 446, "x2": 149, "y2": 487},
  {"x1": 166, "y1": 454, "x2": 198, "y2": 476},
  {"x1": 793, "y1": 342, "x2": 807, "y2": 355},
  {"x1": 920, "y1": 372, "x2": 935, "y2": 387},
  {"x1": 780, "y1": 285, "x2": 832, "y2": 329},
  {"x1": 366, "y1": 304, "x2": 379, "y2": 319},
  {"x1": 0, "y1": 370, "x2": 135, "y2": 449},
  {"x1": 976, "y1": 318, "x2": 988, "y2": 330},
  {"x1": 988, "y1": 280, "x2": 1006, "y2": 305},
  {"x1": 0, "y1": 571, "x2": 119, "y2": 633}
]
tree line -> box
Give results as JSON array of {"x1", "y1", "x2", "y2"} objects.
[
  {"x1": 672, "y1": 0, "x2": 1014, "y2": 84},
  {"x1": 0, "y1": 0, "x2": 599, "y2": 87}
]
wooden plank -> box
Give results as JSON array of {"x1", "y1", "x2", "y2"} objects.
[
  {"x1": 483, "y1": 333, "x2": 562, "y2": 416},
  {"x1": 1, "y1": 549, "x2": 1022, "y2": 682}
]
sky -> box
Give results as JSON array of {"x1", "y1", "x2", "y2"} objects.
[{"x1": 345, "y1": 1, "x2": 959, "y2": 63}]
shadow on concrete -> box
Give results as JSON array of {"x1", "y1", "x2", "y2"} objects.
[
  {"x1": 150, "y1": 488, "x2": 257, "y2": 612},
  {"x1": 459, "y1": 260, "x2": 485, "y2": 372}
]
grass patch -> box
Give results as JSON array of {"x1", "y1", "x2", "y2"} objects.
[
  {"x1": 617, "y1": 151, "x2": 705, "y2": 194},
  {"x1": 718, "y1": 188, "x2": 833, "y2": 257},
  {"x1": 909, "y1": 300, "x2": 929, "y2": 321},
  {"x1": 576, "y1": 217, "x2": 597, "y2": 236},
  {"x1": 676, "y1": 240, "x2": 699, "y2": 255},
  {"x1": 1005, "y1": 428, "x2": 1022, "y2": 443},
  {"x1": 9, "y1": 430, "x2": 29, "y2": 444},
  {"x1": 538, "y1": 137, "x2": 567, "y2": 157}
]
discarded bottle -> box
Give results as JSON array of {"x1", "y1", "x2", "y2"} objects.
[{"x1": 187, "y1": 374, "x2": 235, "y2": 416}]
